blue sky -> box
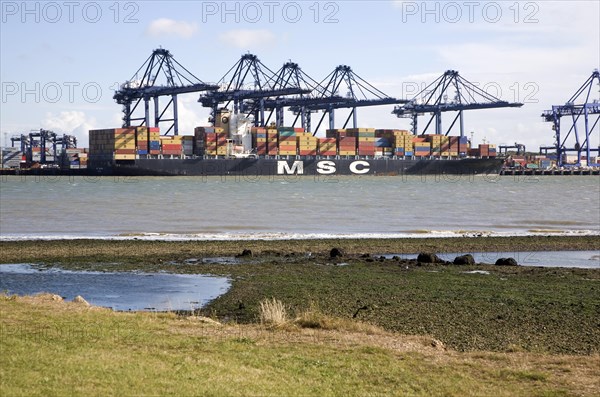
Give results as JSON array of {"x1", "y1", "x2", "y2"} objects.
[{"x1": 1, "y1": 0, "x2": 599, "y2": 150}]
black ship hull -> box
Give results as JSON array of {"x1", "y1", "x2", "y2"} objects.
[{"x1": 97, "y1": 157, "x2": 504, "y2": 177}]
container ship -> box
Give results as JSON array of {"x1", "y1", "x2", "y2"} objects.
[{"x1": 87, "y1": 122, "x2": 502, "y2": 177}]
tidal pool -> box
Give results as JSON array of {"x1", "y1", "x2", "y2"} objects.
[{"x1": 0, "y1": 264, "x2": 231, "y2": 311}]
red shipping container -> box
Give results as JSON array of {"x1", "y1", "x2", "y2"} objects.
[
  {"x1": 149, "y1": 150, "x2": 161, "y2": 155},
  {"x1": 299, "y1": 150, "x2": 318, "y2": 156},
  {"x1": 279, "y1": 144, "x2": 297, "y2": 151},
  {"x1": 149, "y1": 127, "x2": 160, "y2": 133},
  {"x1": 162, "y1": 150, "x2": 181, "y2": 155},
  {"x1": 115, "y1": 149, "x2": 136, "y2": 154}
]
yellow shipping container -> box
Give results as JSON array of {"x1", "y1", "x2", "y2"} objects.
[
  {"x1": 279, "y1": 150, "x2": 297, "y2": 155},
  {"x1": 114, "y1": 140, "x2": 135, "y2": 146},
  {"x1": 114, "y1": 144, "x2": 136, "y2": 150},
  {"x1": 349, "y1": 128, "x2": 375, "y2": 133},
  {"x1": 114, "y1": 154, "x2": 136, "y2": 160}
]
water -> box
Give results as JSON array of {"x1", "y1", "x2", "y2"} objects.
[
  {"x1": 380, "y1": 251, "x2": 600, "y2": 268},
  {"x1": 1, "y1": 175, "x2": 598, "y2": 240},
  {"x1": 0, "y1": 264, "x2": 231, "y2": 311}
]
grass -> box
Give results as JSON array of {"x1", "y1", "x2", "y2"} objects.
[
  {"x1": 2, "y1": 294, "x2": 599, "y2": 397},
  {"x1": 259, "y1": 298, "x2": 288, "y2": 326}
]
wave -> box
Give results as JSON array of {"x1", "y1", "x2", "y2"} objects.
[{"x1": 1, "y1": 229, "x2": 598, "y2": 242}]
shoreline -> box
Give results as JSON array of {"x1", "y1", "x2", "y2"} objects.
[
  {"x1": 1, "y1": 235, "x2": 598, "y2": 265},
  {"x1": 1, "y1": 229, "x2": 599, "y2": 242}
]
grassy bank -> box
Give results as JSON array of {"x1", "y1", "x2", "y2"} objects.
[
  {"x1": 1, "y1": 235, "x2": 598, "y2": 265},
  {"x1": 1, "y1": 236, "x2": 599, "y2": 355},
  {"x1": 2, "y1": 294, "x2": 599, "y2": 397}
]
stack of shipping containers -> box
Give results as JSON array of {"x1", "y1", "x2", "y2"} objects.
[
  {"x1": 318, "y1": 137, "x2": 337, "y2": 156},
  {"x1": 197, "y1": 127, "x2": 227, "y2": 156},
  {"x1": 278, "y1": 127, "x2": 297, "y2": 155},
  {"x1": 204, "y1": 130, "x2": 217, "y2": 156},
  {"x1": 338, "y1": 134, "x2": 357, "y2": 156},
  {"x1": 194, "y1": 127, "x2": 205, "y2": 155},
  {"x1": 64, "y1": 148, "x2": 88, "y2": 168},
  {"x1": 427, "y1": 134, "x2": 445, "y2": 156},
  {"x1": 182, "y1": 136, "x2": 194, "y2": 156},
  {"x1": 216, "y1": 131, "x2": 228, "y2": 155},
  {"x1": 374, "y1": 136, "x2": 392, "y2": 157},
  {"x1": 252, "y1": 127, "x2": 268, "y2": 155},
  {"x1": 396, "y1": 134, "x2": 413, "y2": 157},
  {"x1": 352, "y1": 128, "x2": 376, "y2": 156},
  {"x1": 413, "y1": 137, "x2": 431, "y2": 157},
  {"x1": 89, "y1": 124, "x2": 496, "y2": 162},
  {"x1": 297, "y1": 132, "x2": 318, "y2": 155},
  {"x1": 375, "y1": 129, "x2": 410, "y2": 157},
  {"x1": 326, "y1": 129, "x2": 356, "y2": 156},
  {"x1": 160, "y1": 136, "x2": 183, "y2": 157},
  {"x1": 113, "y1": 128, "x2": 136, "y2": 160},
  {"x1": 267, "y1": 128, "x2": 278, "y2": 155},
  {"x1": 78, "y1": 151, "x2": 88, "y2": 168},
  {"x1": 136, "y1": 127, "x2": 149, "y2": 155},
  {"x1": 149, "y1": 128, "x2": 161, "y2": 155}
]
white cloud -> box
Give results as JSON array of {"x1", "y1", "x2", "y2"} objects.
[
  {"x1": 218, "y1": 29, "x2": 277, "y2": 49},
  {"x1": 175, "y1": 94, "x2": 211, "y2": 133},
  {"x1": 43, "y1": 111, "x2": 97, "y2": 147},
  {"x1": 146, "y1": 19, "x2": 198, "y2": 39}
]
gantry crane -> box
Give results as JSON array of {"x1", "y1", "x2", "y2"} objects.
[
  {"x1": 260, "y1": 61, "x2": 350, "y2": 131},
  {"x1": 10, "y1": 130, "x2": 76, "y2": 164},
  {"x1": 499, "y1": 143, "x2": 526, "y2": 155},
  {"x1": 113, "y1": 48, "x2": 218, "y2": 135},
  {"x1": 289, "y1": 65, "x2": 407, "y2": 134},
  {"x1": 393, "y1": 70, "x2": 523, "y2": 136},
  {"x1": 198, "y1": 54, "x2": 310, "y2": 127},
  {"x1": 541, "y1": 70, "x2": 600, "y2": 167}
]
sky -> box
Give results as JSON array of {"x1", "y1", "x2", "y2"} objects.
[{"x1": 1, "y1": 0, "x2": 599, "y2": 150}]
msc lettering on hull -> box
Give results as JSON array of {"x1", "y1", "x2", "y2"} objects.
[{"x1": 277, "y1": 160, "x2": 371, "y2": 175}]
